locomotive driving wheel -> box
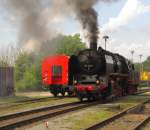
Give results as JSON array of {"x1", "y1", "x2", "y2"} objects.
[
  {"x1": 53, "y1": 92, "x2": 58, "y2": 97},
  {"x1": 79, "y1": 97, "x2": 83, "y2": 102},
  {"x1": 61, "y1": 91, "x2": 65, "y2": 97},
  {"x1": 68, "y1": 91, "x2": 73, "y2": 96}
]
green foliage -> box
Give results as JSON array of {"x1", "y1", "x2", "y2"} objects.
[
  {"x1": 134, "y1": 63, "x2": 140, "y2": 71},
  {"x1": 0, "y1": 57, "x2": 10, "y2": 67},
  {"x1": 15, "y1": 34, "x2": 86, "y2": 91},
  {"x1": 16, "y1": 64, "x2": 41, "y2": 91},
  {"x1": 143, "y1": 56, "x2": 150, "y2": 71},
  {"x1": 135, "y1": 56, "x2": 150, "y2": 72},
  {"x1": 15, "y1": 52, "x2": 42, "y2": 91},
  {"x1": 57, "y1": 34, "x2": 86, "y2": 56},
  {"x1": 15, "y1": 52, "x2": 34, "y2": 81}
]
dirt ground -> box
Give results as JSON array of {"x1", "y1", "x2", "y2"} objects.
[
  {"x1": 16, "y1": 91, "x2": 53, "y2": 98},
  {"x1": 0, "y1": 91, "x2": 52, "y2": 105}
]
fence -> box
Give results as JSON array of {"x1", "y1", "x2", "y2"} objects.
[{"x1": 0, "y1": 67, "x2": 14, "y2": 96}]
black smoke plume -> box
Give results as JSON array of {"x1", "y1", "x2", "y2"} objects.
[
  {"x1": 0, "y1": 0, "x2": 117, "y2": 52},
  {"x1": 1, "y1": 0, "x2": 55, "y2": 52},
  {"x1": 72, "y1": 0, "x2": 99, "y2": 50},
  {"x1": 56, "y1": 0, "x2": 117, "y2": 50}
]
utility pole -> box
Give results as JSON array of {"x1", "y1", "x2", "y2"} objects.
[
  {"x1": 139, "y1": 54, "x2": 143, "y2": 73},
  {"x1": 130, "y1": 50, "x2": 134, "y2": 63},
  {"x1": 103, "y1": 35, "x2": 109, "y2": 50}
]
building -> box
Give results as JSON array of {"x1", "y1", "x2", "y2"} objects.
[{"x1": 0, "y1": 67, "x2": 14, "y2": 96}]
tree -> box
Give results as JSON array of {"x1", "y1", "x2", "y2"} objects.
[
  {"x1": 15, "y1": 52, "x2": 34, "y2": 81},
  {"x1": 15, "y1": 34, "x2": 86, "y2": 91},
  {"x1": 0, "y1": 56, "x2": 11, "y2": 67},
  {"x1": 56, "y1": 34, "x2": 86, "y2": 56},
  {"x1": 0, "y1": 59, "x2": 9, "y2": 67},
  {"x1": 143, "y1": 56, "x2": 150, "y2": 71},
  {"x1": 134, "y1": 56, "x2": 150, "y2": 72},
  {"x1": 134, "y1": 63, "x2": 140, "y2": 71}
]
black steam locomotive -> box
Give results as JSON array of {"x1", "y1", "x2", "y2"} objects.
[{"x1": 69, "y1": 43, "x2": 139, "y2": 101}]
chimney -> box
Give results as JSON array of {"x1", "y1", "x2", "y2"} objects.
[{"x1": 90, "y1": 42, "x2": 97, "y2": 50}]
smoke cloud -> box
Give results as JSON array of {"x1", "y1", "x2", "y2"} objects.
[
  {"x1": 1, "y1": 0, "x2": 117, "y2": 52},
  {"x1": 1, "y1": 0, "x2": 56, "y2": 52}
]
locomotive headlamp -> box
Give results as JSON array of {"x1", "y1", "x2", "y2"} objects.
[{"x1": 96, "y1": 80, "x2": 100, "y2": 84}]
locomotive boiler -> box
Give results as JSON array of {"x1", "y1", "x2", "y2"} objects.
[{"x1": 69, "y1": 42, "x2": 139, "y2": 101}]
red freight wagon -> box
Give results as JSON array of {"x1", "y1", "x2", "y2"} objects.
[{"x1": 42, "y1": 55, "x2": 73, "y2": 96}]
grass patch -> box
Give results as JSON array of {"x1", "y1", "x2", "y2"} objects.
[
  {"x1": 0, "y1": 91, "x2": 50, "y2": 104},
  {"x1": 113, "y1": 95, "x2": 150, "y2": 109},
  {"x1": 64, "y1": 107, "x2": 115, "y2": 130},
  {"x1": 0, "y1": 97, "x2": 78, "y2": 116},
  {"x1": 0, "y1": 96, "x2": 32, "y2": 104},
  {"x1": 143, "y1": 123, "x2": 150, "y2": 130}
]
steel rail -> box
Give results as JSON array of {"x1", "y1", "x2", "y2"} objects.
[
  {"x1": 0, "y1": 101, "x2": 99, "y2": 130},
  {"x1": 0, "y1": 96, "x2": 72, "y2": 109},
  {"x1": 84, "y1": 100, "x2": 150, "y2": 130},
  {"x1": 134, "y1": 113, "x2": 150, "y2": 130}
]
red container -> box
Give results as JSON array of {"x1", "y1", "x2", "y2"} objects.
[{"x1": 41, "y1": 55, "x2": 69, "y2": 86}]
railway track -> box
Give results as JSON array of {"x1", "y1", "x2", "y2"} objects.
[
  {"x1": 0, "y1": 89, "x2": 149, "y2": 130},
  {"x1": 0, "y1": 96, "x2": 70, "y2": 109},
  {"x1": 134, "y1": 115, "x2": 150, "y2": 130},
  {"x1": 0, "y1": 88, "x2": 149, "y2": 109},
  {"x1": 84, "y1": 100, "x2": 150, "y2": 130},
  {"x1": 135, "y1": 88, "x2": 150, "y2": 95},
  {"x1": 0, "y1": 101, "x2": 99, "y2": 130}
]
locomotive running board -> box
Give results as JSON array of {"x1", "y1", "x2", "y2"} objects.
[{"x1": 109, "y1": 73, "x2": 128, "y2": 78}]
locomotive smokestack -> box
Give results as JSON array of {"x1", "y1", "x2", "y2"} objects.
[{"x1": 90, "y1": 42, "x2": 97, "y2": 50}]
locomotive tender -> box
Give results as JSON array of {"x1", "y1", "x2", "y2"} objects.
[{"x1": 69, "y1": 42, "x2": 139, "y2": 101}]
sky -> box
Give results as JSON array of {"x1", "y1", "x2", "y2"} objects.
[{"x1": 0, "y1": 0, "x2": 150, "y2": 62}]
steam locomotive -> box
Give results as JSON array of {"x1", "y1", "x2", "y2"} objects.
[{"x1": 69, "y1": 43, "x2": 139, "y2": 101}]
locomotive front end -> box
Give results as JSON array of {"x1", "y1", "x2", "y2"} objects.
[{"x1": 71, "y1": 49, "x2": 106, "y2": 101}]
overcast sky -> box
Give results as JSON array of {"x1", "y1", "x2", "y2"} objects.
[{"x1": 0, "y1": 0, "x2": 150, "y2": 62}]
